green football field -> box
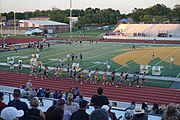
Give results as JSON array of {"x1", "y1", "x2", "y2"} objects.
[{"x1": 0, "y1": 41, "x2": 179, "y2": 88}]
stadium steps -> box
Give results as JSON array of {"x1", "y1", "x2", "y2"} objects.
[{"x1": 0, "y1": 72, "x2": 180, "y2": 105}]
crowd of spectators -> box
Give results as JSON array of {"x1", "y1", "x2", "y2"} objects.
[{"x1": 0, "y1": 85, "x2": 180, "y2": 120}]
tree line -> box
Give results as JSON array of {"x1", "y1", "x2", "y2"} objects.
[{"x1": 2, "y1": 4, "x2": 180, "y2": 28}]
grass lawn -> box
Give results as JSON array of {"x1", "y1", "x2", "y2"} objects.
[{"x1": 50, "y1": 29, "x2": 107, "y2": 38}]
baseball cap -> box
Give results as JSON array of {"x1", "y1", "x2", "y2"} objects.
[
  {"x1": 58, "y1": 98, "x2": 66, "y2": 105},
  {"x1": 102, "y1": 105, "x2": 110, "y2": 111},
  {"x1": 0, "y1": 92, "x2": 3, "y2": 98},
  {"x1": 79, "y1": 100, "x2": 88, "y2": 108},
  {"x1": 125, "y1": 109, "x2": 134, "y2": 119},
  {"x1": 0, "y1": 107, "x2": 24, "y2": 120}
]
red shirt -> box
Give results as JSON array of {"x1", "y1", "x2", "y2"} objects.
[{"x1": 0, "y1": 101, "x2": 6, "y2": 108}]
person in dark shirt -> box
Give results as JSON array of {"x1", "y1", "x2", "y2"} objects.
[
  {"x1": 8, "y1": 89, "x2": 28, "y2": 119},
  {"x1": 46, "y1": 105, "x2": 64, "y2": 120},
  {"x1": 90, "y1": 87, "x2": 109, "y2": 109},
  {"x1": 26, "y1": 97, "x2": 45, "y2": 120},
  {"x1": 70, "y1": 100, "x2": 89, "y2": 120}
]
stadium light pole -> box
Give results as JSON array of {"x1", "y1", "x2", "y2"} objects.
[
  {"x1": 69, "y1": 0, "x2": 72, "y2": 38},
  {"x1": 0, "y1": 2, "x2": 3, "y2": 38},
  {"x1": 13, "y1": 4, "x2": 16, "y2": 36}
]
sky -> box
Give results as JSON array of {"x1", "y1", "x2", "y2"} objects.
[{"x1": 1, "y1": 0, "x2": 180, "y2": 14}]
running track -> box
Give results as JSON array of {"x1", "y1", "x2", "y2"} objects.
[
  {"x1": 0, "y1": 72, "x2": 179, "y2": 105},
  {"x1": 1, "y1": 38, "x2": 180, "y2": 44}
]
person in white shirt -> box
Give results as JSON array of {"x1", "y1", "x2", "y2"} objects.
[
  {"x1": 169, "y1": 56, "x2": 174, "y2": 69},
  {"x1": 67, "y1": 54, "x2": 70, "y2": 61},
  {"x1": 9, "y1": 58, "x2": 14, "y2": 69},
  {"x1": 18, "y1": 58, "x2": 23, "y2": 73}
]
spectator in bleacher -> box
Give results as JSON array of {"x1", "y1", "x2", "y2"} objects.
[
  {"x1": 102, "y1": 105, "x2": 119, "y2": 120},
  {"x1": 26, "y1": 97, "x2": 45, "y2": 120},
  {"x1": 0, "y1": 107, "x2": 24, "y2": 120},
  {"x1": 69, "y1": 100, "x2": 89, "y2": 120},
  {"x1": 46, "y1": 105, "x2": 64, "y2": 120},
  {"x1": 90, "y1": 87, "x2": 110, "y2": 109},
  {"x1": 25, "y1": 79, "x2": 33, "y2": 91},
  {"x1": 158, "y1": 104, "x2": 166, "y2": 115},
  {"x1": 132, "y1": 106, "x2": 148, "y2": 120},
  {"x1": 64, "y1": 94, "x2": 79, "y2": 114},
  {"x1": 44, "y1": 88, "x2": 51, "y2": 98},
  {"x1": 162, "y1": 103, "x2": 180, "y2": 120},
  {"x1": 56, "y1": 94, "x2": 71, "y2": 120},
  {"x1": 141, "y1": 102, "x2": 149, "y2": 114},
  {"x1": 27, "y1": 87, "x2": 37, "y2": 99},
  {"x1": 149, "y1": 103, "x2": 159, "y2": 115},
  {"x1": 75, "y1": 87, "x2": 80, "y2": 96},
  {"x1": 89, "y1": 108, "x2": 109, "y2": 120},
  {"x1": 0, "y1": 92, "x2": 7, "y2": 113},
  {"x1": 123, "y1": 109, "x2": 134, "y2": 120},
  {"x1": 8, "y1": 89, "x2": 28, "y2": 119},
  {"x1": 53, "y1": 90, "x2": 59, "y2": 99},
  {"x1": 19, "y1": 86, "x2": 27, "y2": 98},
  {"x1": 128, "y1": 101, "x2": 136, "y2": 110},
  {"x1": 74, "y1": 94, "x2": 84, "y2": 104}
]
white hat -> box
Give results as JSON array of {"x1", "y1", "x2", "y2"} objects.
[
  {"x1": 133, "y1": 106, "x2": 145, "y2": 114},
  {"x1": 102, "y1": 105, "x2": 110, "y2": 111},
  {"x1": 0, "y1": 107, "x2": 24, "y2": 120}
]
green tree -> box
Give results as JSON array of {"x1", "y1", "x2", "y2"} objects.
[{"x1": 142, "y1": 15, "x2": 152, "y2": 22}]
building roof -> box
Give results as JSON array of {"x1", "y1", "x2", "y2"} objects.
[
  {"x1": 19, "y1": 20, "x2": 69, "y2": 26},
  {"x1": 30, "y1": 16, "x2": 49, "y2": 18}
]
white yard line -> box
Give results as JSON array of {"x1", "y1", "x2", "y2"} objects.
[
  {"x1": 149, "y1": 48, "x2": 179, "y2": 71},
  {"x1": 44, "y1": 44, "x2": 112, "y2": 64},
  {"x1": 176, "y1": 72, "x2": 180, "y2": 78}
]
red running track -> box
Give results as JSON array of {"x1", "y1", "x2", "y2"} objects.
[
  {"x1": 1, "y1": 38, "x2": 180, "y2": 44},
  {"x1": 0, "y1": 72, "x2": 180, "y2": 105}
]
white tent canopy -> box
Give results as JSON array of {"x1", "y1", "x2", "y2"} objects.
[
  {"x1": 31, "y1": 28, "x2": 43, "y2": 33},
  {"x1": 25, "y1": 31, "x2": 32, "y2": 35},
  {"x1": 25, "y1": 28, "x2": 43, "y2": 35}
]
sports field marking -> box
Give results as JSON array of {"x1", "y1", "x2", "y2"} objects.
[
  {"x1": 114, "y1": 46, "x2": 166, "y2": 71},
  {"x1": 44, "y1": 43, "x2": 115, "y2": 64},
  {"x1": 176, "y1": 72, "x2": 180, "y2": 78},
  {"x1": 85, "y1": 49, "x2": 131, "y2": 70},
  {"x1": 0, "y1": 49, "x2": 36, "y2": 61},
  {"x1": 148, "y1": 48, "x2": 179, "y2": 71},
  {"x1": 44, "y1": 42, "x2": 127, "y2": 65},
  {"x1": 22, "y1": 43, "x2": 107, "y2": 64}
]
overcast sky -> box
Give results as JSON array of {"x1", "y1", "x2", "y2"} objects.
[{"x1": 1, "y1": 0, "x2": 180, "y2": 14}]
